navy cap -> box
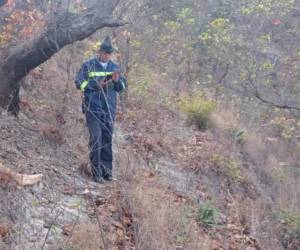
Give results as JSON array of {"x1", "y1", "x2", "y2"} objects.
[{"x1": 100, "y1": 36, "x2": 114, "y2": 54}]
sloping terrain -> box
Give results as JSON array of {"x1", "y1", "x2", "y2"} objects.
[
  {"x1": 0, "y1": 109, "x2": 135, "y2": 250},
  {"x1": 0, "y1": 49, "x2": 298, "y2": 250}
]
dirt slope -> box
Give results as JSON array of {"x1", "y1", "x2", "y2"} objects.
[{"x1": 0, "y1": 49, "x2": 296, "y2": 250}]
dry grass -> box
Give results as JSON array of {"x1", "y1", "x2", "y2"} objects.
[
  {"x1": 123, "y1": 170, "x2": 207, "y2": 250},
  {"x1": 212, "y1": 105, "x2": 300, "y2": 210},
  {"x1": 210, "y1": 107, "x2": 240, "y2": 133},
  {"x1": 244, "y1": 130, "x2": 300, "y2": 214},
  {"x1": 60, "y1": 224, "x2": 104, "y2": 250},
  {"x1": 2, "y1": 33, "x2": 298, "y2": 249},
  {"x1": 211, "y1": 105, "x2": 300, "y2": 248},
  {"x1": 112, "y1": 140, "x2": 206, "y2": 250}
]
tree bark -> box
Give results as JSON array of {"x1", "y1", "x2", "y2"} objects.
[{"x1": 0, "y1": 0, "x2": 125, "y2": 114}]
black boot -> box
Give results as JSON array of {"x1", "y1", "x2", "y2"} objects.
[
  {"x1": 93, "y1": 176, "x2": 105, "y2": 184},
  {"x1": 103, "y1": 175, "x2": 112, "y2": 181}
]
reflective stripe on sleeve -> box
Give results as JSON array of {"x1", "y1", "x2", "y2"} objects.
[
  {"x1": 88, "y1": 72, "x2": 113, "y2": 77},
  {"x1": 80, "y1": 80, "x2": 89, "y2": 92}
]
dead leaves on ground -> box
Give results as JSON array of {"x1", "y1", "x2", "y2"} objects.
[
  {"x1": 0, "y1": 162, "x2": 42, "y2": 188},
  {"x1": 143, "y1": 170, "x2": 155, "y2": 179},
  {"x1": 65, "y1": 199, "x2": 134, "y2": 249},
  {"x1": 122, "y1": 103, "x2": 224, "y2": 172},
  {"x1": 62, "y1": 184, "x2": 76, "y2": 196},
  {"x1": 41, "y1": 126, "x2": 65, "y2": 146},
  {"x1": 62, "y1": 223, "x2": 74, "y2": 236},
  {"x1": 0, "y1": 224, "x2": 11, "y2": 238}
]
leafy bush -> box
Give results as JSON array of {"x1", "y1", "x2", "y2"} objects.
[
  {"x1": 197, "y1": 201, "x2": 220, "y2": 228},
  {"x1": 179, "y1": 92, "x2": 216, "y2": 130}
]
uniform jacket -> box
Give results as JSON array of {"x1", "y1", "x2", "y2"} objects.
[{"x1": 75, "y1": 57, "x2": 126, "y2": 122}]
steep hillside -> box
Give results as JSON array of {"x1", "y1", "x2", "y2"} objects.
[
  {"x1": 0, "y1": 46, "x2": 298, "y2": 250},
  {"x1": 1, "y1": 1, "x2": 300, "y2": 250}
]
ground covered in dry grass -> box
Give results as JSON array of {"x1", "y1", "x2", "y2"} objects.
[
  {"x1": 118, "y1": 98, "x2": 278, "y2": 250},
  {"x1": 0, "y1": 48, "x2": 299, "y2": 250}
]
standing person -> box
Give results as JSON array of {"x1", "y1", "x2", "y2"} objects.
[{"x1": 75, "y1": 36, "x2": 126, "y2": 183}]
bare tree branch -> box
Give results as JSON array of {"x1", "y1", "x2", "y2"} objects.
[
  {"x1": 253, "y1": 89, "x2": 300, "y2": 112},
  {"x1": 246, "y1": 71, "x2": 300, "y2": 112}
]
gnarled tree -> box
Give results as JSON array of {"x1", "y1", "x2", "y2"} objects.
[{"x1": 0, "y1": 0, "x2": 125, "y2": 114}]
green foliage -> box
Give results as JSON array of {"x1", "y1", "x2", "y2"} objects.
[
  {"x1": 197, "y1": 201, "x2": 220, "y2": 228},
  {"x1": 210, "y1": 18, "x2": 230, "y2": 28},
  {"x1": 241, "y1": 0, "x2": 294, "y2": 17},
  {"x1": 230, "y1": 127, "x2": 246, "y2": 145},
  {"x1": 200, "y1": 18, "x2": 234, "y2": 46},
  {"x1": 131, "y1": 39, "x2": 142, "y2": 48},
  {"x1": 177, "y1": 7, "x2": 195, "y2": 25},
  {"x1": 148, "y1": 159, "x2": 160, "y2": 172},
  {"x1": 164, "y1": 20, "x2": 181, "y2": 32},
  {"x1": 176, "y1": 232, "x2": 188, "y2": 245},
  {"x1": 211, "y1": 154, "x2": 244, "y2": 183},
  {"x1": 261, "y1": 63, "x2": 274, "y2": 70},
  {"x1": 164, "y1": 7, "x2": 195, "y2": 31},
  {"x1": 280, "y1": 210, "x2": 300, "y2": 241},
  {"x1": 270, "y1": 116, "x2": 299, "y2": 142},
  {"x1": 179, "y1": 92, "x2": 217, "y2": 130},
  {"x1": 128, "y1": 63, "x2": 155, "y2": 98}
]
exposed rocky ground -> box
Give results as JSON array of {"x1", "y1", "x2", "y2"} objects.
[{"x1": 0, "y1": 109, "x2": 136, "y2": 250}]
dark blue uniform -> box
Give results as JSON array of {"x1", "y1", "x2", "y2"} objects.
[{"x1": 75, "y1": 57, "x2": 126, "y2": 179}]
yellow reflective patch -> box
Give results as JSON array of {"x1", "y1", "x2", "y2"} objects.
[
  {"x1": 88, "y1": 72, "x2": 113, "y2": 77},
  {"x1": 80, "y1": 80, "x2": 89, "y2": 92}
]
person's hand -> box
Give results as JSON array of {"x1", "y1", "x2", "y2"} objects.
[
  {"x1": 112, "y1": 71, "x2": 120, "y2": 82},
  {"x1": 97, "y1": 79, "x2": 107, "y2": 89}
]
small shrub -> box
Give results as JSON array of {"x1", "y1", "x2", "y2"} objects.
[
  {"x1": 280, "y1": 210, "x2": 300, "y2": 242},
  {"x1": 211, "y1": 154, "x2": 244, "y2": 183},
  {"x1": 179, "y1": 91, "x2": 216, "y2": 130},
  {"x1": 176, "y1": 231, "x2": 188, "y2": 246},
  {"x1": 148, "y1": 159, "x2": 160, "y2": 172},
  {"x1": 230, "y1": 127, "x2": 246, "y2": 145},
  {"x1": 197, "y1": 201, "x2": 220, "y2": 228}
]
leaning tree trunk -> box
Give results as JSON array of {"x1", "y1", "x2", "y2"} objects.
[{"x1": 0, "y1": 0, "x2": 125, "y2": 115}]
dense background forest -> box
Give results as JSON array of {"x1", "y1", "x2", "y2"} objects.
[{"x1": 0, "y1": 0, "x2": 299, "y2": 249}]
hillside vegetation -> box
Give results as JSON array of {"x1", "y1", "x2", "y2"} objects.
[{"x1": 0, "y1": 0, "x2": 300, "y2": 249}]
